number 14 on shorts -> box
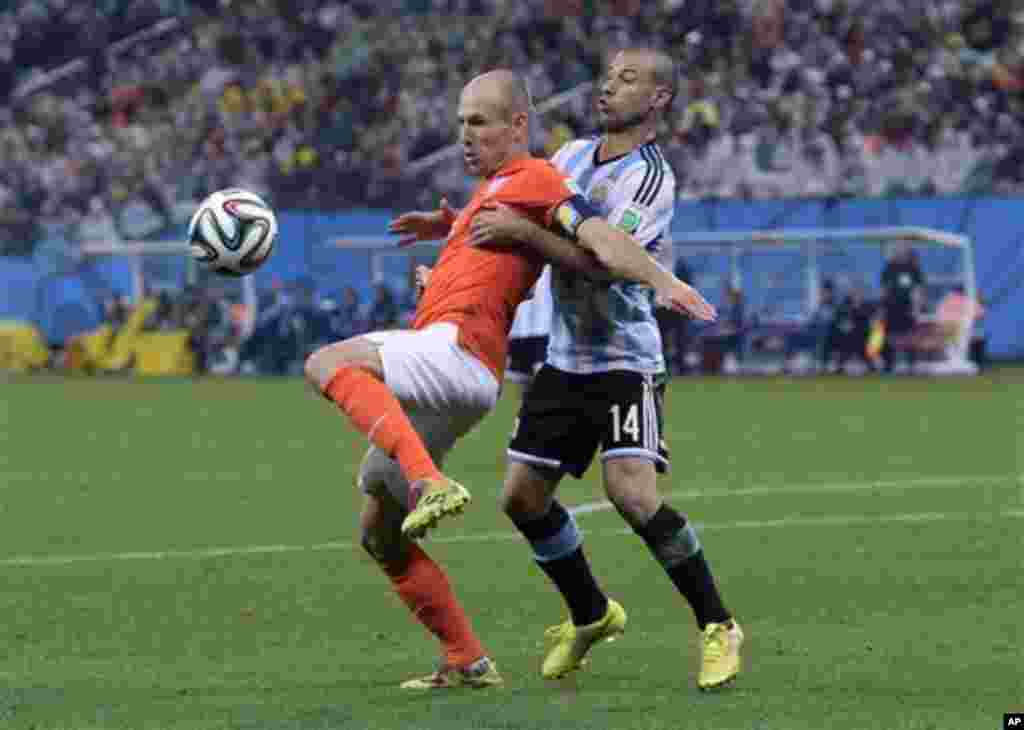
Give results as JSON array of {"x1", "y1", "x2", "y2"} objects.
[{"x1": 610, "y1": 403, "x2": 640, "y2": 443}]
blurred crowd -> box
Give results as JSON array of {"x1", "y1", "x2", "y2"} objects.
[
  {"x1": 56, "y1": 275, "x2": 418, "y2": 375},
  {"x1": 2, "y1": 0, "x2": 1024, "y2": 256},
  {"x1": 231, "y1": 278, "x2": 414, "y2": 375},
  {"x1": 663, "y1": 245, "x2": 987, "y2": 375},
  {"x1": 59, "y1": 246, "x2": 983, "y2": 377}
]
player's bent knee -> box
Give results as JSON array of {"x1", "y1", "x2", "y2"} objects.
[
  {"x1": 604, "y1": 456, "x2": 654, "y2": 485},
  {"x1": 604, "y1": 458, "x2": 660, "y2": 527},
  {"x1": 304, "y1": 345, "x2": 340, "y2": 392},
  {"x1": 305, "y1": 338, "x2": 383, "y2": 392},
  {"x1": 360, "y1": 529, "x2": 407, "y2": 570},
  {"x1": 500, "y1": 490, "x2": 541, "y2": 521},
  {"x1": 500, "y1": 478, "x2": 551, "y2": 521}
]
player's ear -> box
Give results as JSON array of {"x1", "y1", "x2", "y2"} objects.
[
  {"x1": 652, "y1": 85, "x2": 673, "y2": 112},
  {"x1": 512, "y1": 110, "x2": 530, "y2": 141}
]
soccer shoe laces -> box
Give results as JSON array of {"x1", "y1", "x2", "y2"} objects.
[{"x1": 702, "y1": 623, "x2": 727, "y2": 662}]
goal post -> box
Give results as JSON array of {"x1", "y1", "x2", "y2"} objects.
[
  {"x1": 325, "y1": 235, "x2": 440, "y2": 287},
  {"x1": 76, "y1": 239, "x2": 258, "y2": 339},
  {"x1": 328, "y1": 225, "x2": 979, "y2": 375},
  {"x1": 671, "y1": 226, "x2": 978, "y2": 371}
]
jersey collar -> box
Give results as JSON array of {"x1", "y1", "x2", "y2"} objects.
[
  {"x1": 489, "y1": 154, "x2": 534, "y2": 178},
  {"x1": 593, "y1": 138, "x2": 656, "y2": 167}
]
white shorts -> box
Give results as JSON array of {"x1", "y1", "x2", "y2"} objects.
[{"x1": 358, "y1": 323, "x2": 500, "y2": 506}]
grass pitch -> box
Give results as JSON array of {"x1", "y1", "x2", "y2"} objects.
[{"x1": 0, "y1": 371, "x2": 1021, "y2": 729}]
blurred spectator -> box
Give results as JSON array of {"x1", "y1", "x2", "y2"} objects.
[
  {"x1": 287, "y1": 279, "x2": 332, "y2": 368},
  {"x1": 702, "y1": 284, "x2": 747, "y2": 373},
  {"x1": 928, "y1": 283, "x2": 987, "y2": 365},
  {"x1": 880, "y1": 244, "x2": 925, "y2": 372},
  {"x1": 862, "y1": 100, "x2": 933, "y2": 198},
  {"x1": 367, "y1": 281, "x2": 398, "y2": 331},
  {"x1": 328, "y1": 285, "x2": 365, "y2": 340},
  {"x1": 398, "y1": 262, "x2": 424, "y2": 327},
  {"x1": 785, "y1": 279, "x2": 837, "y2": 370},
  {"x1": 657, "y1": 256, "x2": 695, "y2": 374},
  {"x1": 832, "y1": 284, "x2": 877, "y2": 373}
]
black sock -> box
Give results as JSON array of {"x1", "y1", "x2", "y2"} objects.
[
  {"x1": 666, "y1": 550, "x2": 731, "y2": 630},
  {"x1": 636, "y1": 504, "x2": 731, "y2": 630},
  {"x1": 514, "y1": 501, "x2": 608, "y2": 626},
  {"x1": 537, "y1": 547, "x2": 609, "y2": 626}
]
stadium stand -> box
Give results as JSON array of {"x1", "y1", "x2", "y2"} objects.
[
  {"x1": 2, "y1": 0, "x2": 1023, "y2": 250},
  {"x1": 0, "y1": 0, "x2": 1020, "y2": 373}
]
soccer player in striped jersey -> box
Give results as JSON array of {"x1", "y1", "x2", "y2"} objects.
[
  {"x1": 506, "y1": 266, "x2": 552, "y2": 389},
  {"x1": 471, "y1": 48, "x2": 744, "y2": 690}
]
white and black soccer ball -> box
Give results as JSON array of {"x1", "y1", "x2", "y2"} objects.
[{"x1": 188, "y1": 188, "x2": 277, "y2": 276}]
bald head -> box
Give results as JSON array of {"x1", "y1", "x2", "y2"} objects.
[{"x1": 464, "y1": 69, "x2": 534, "y2": 121}]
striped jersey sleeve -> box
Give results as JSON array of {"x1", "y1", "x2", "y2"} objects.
[
  {"x1": 605, "y1": 145, "x2": 676, "y2": 251},
  {"x1": 549, "y1": 140, "x2": 588, "y2": 171}
]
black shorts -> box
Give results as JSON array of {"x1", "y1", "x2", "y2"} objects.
[
  {"x1": 886, "y1": 314, "x2": 916, "y2": 335},
  {"x1": 508, "y1": 364, "x2": 669, "y2": 479},
  {"x1": 505, "y1": 336, "x2": 549, "y2": 384},
  {"x1": 884, "y1": 303, "x2": 915, "y2": 334}
]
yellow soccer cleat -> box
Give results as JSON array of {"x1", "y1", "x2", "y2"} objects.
[
  {"x1": 697, "y1": 620, "x2": 744, "y2": 691},
  {"x1": 401, "y1": 477, "x2": 471, "y2": 539},
  {"x1": 400, "y1": 657, "x2": 503, "y2": 690},
  {"x1": 541, "y1": 599, "x2": 627, "y2": 679}
]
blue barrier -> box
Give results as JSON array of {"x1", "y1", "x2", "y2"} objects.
[{"x1": 2, "y1": 198, "x2": 1022, "y2": 357}]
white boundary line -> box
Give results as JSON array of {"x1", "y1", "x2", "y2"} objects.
[
  {"x1": 0, "y1": 475, "x2": 1018, "y2": 568},
  {"x1": 1, "y1": 510, "x2": 1019, "y2": 568},
  {"x1": 569, "y1": 474, "x2": 1014, "y2": 516}
]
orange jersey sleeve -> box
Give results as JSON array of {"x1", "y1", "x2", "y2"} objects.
[
  {"x1": 487, "y1": 157, "x2": 576, "y2": 228},
  {"x1": 412, "y1": 156, "x2": 575, "y2": 380}
]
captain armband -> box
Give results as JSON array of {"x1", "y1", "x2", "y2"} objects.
[{"x1": 552, "y1": 195, "x2": 600, "y2": 241}]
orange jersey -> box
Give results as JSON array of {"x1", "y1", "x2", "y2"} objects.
[{"x1": 414, "y1": 156, "x2": 575, "y2": 380}]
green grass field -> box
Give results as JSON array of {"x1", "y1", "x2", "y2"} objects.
[{"x1": 1, "y1": 372, "x2": 1021, "y2": 730}]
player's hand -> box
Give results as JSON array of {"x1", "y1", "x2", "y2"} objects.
[
  {"x1": 657, "y1": 281, "x2": 717, "y2": 321},
  {"x1": 469, "y1": 202, "x2": 527, "y2": 248},
  {"x1": 415, "y1": 265, "x2": 431, "y2": 300},
  {"x1": 388, "y1": 197, "x2": 457, "y2": 247}
]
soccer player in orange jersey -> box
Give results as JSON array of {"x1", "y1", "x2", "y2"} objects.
[{"x1": 304, "y1": 69, "x2": 713, "y2": 689}]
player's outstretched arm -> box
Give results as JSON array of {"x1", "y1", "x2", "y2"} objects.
[
  {"x1": 388, "y1": 198, "x2": 459, "y2": 247},
  {"x1": 470, "y1": 203, "x2": 610, "y2": 280},
  {"x1": 576, "y1": 217, "x2": 717, "y2": 321}
]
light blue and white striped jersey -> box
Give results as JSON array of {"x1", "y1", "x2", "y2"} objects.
[
  {"x1": 509, "y1": 265, "x2": 552, "y2": 339},
  {"x1": 545, "y1": 137, "x2": 676, "y2": 374}
]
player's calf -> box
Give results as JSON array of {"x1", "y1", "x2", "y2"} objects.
[
  {"x1": 360, "y1": 492, "x2": 414, "y2": 574},
  {"x1": 630, "y1": 503, "x2": 741, "y2": 686},
  {"x1": 499, "y1": 484, "x2": 552, "y2": 523}
]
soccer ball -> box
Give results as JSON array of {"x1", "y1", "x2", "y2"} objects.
[{"x1": 187, "y1": 188, "x2": 277, "y2": 276}]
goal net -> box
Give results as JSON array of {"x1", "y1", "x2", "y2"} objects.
[
  {"x1": 672, "y1": 226, "x2": 978, "y2": 375},
  {"x1": 329, "y1": 225, "x2": 978, "y2": 377},
  {"x1": 49, "y1": 239, "x2": 258, "y2": 356}
]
